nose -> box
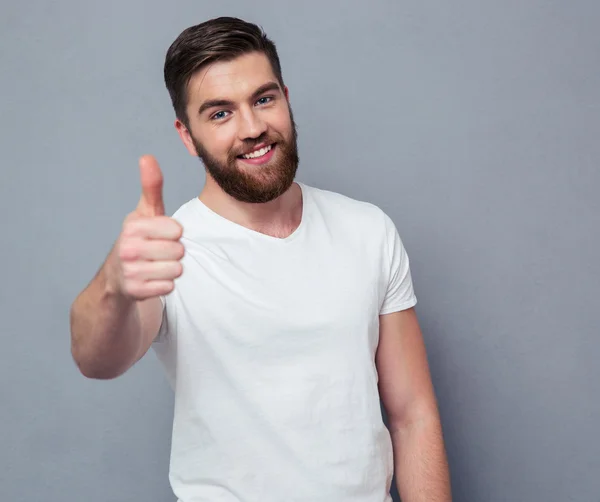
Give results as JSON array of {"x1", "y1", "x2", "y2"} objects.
[{"x1": 237, "y1": 106, "x2": 267, "y2": 141}]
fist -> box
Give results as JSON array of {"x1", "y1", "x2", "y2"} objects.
[{"x1": 115, "y1": 155, "x2": 184, "y2": 300}]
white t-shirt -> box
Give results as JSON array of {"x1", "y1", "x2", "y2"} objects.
[{"x1": 153, "y1": 182, "x2": 417, "y2": 502}]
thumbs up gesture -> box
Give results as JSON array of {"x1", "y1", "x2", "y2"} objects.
[{"x1": 115, "y1": 155, "x2": 184, "y2": 301}]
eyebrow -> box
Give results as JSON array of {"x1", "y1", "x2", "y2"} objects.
[{"x1": 198, "y1": 81, "x2": 282, "y2": 116}]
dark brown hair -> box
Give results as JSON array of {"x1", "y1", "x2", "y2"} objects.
[{"x1": 164, "y1": 17, "x2": 285, "y2": 128}]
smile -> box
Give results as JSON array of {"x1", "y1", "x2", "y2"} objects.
[
  {"x1": 241, "y1": 144, "x2": 272, "y2": 159},
  {"x1": 237, "y1": 144, "x2": 276, "y2": 165}
]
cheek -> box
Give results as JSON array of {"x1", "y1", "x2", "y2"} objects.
[
  {"x1": 200, "y1": 124, "x2": 237, "y2": 156},
  {"x1": 214, "y1": 130, "x2": 234, "y2": 152},
  {"x1": 271, "y1": 110, "x2": 293, "y2": 137}
]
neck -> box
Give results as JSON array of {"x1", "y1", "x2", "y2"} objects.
[{"x1": 198, "y1": 175, "x2": 303, "y2": 238}]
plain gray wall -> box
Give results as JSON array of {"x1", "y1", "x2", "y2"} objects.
[{"x1": 1, "y1": 1, "x2": 598, "y2": 501}]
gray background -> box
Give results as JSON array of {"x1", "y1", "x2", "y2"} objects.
[{"x1": 1, "y1": 1, "x2": 598, "y2": 501}]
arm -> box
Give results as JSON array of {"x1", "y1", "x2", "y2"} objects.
[
  {"x1": 376, "y1": 307, "x2": 452, "y2": 501},
  {"x1": 70, "y1": 244, "x2": 164, "y2": 379},
  {"x1": 70, "y1": 155, "x2": 183, "y2": 379}
]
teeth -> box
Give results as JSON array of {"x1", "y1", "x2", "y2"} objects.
[{"x1": 242, "y1": 144, "x2": 272, "y2": 159}]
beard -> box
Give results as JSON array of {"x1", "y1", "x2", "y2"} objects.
[{"x1": 191, "y1": 107, "x2": 300, "y2": 204}]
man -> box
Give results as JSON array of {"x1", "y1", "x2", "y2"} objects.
[{"x1": 70, "y1": 16, "x2": 451, "y2": 502}]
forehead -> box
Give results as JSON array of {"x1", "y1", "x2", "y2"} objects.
[{"x1": 187, "y1": 52, "x2": 278, "y2": 104}]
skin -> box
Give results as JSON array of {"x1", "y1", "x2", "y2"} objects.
[
  {"x1": 175, "y1": 51, "x2": 303, "y2": 238},
  {"x1": 378, "y1": 308, "x2": 453, "y2": 500}
]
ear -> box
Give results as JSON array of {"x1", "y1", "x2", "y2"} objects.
[
  {"x1": 284, "y1": 85, "x2": 290, "y2": 101},
  {"x1": 175, "y1": 119, "x2": 199, "y2": 156}
]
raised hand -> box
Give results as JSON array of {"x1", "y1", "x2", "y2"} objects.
[{"x1": 114, "y1": 155, "x2": 184, "y2": 300}]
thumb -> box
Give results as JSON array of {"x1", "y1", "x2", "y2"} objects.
[{"x1": 137, "y1": 155, "x2": 165, "y2": 216}]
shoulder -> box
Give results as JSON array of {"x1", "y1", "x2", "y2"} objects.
[
  {"x1": 302, "y1": 182, "x2": 391, "y2": 233},
  {"x1": 168, "y1": 197, "x2": 214, "y2": 243},
  {"x1": 170, "y1": 197, "x2": 199, "y2": 224}
]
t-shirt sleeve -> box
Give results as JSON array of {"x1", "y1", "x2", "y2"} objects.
[
  {"x1": 379, "y1": 213, "x2": 418, "y2": 315},
  {"x1": 151, "y1": 294, "x2": 177, "y2": 390},
  {"x1": 153, "y1": 294, "x2": 169, "y2": 344}
]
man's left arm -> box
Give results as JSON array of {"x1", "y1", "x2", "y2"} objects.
[{"x1": 376, "y1": 307, "x2": 452, "y2": 501}]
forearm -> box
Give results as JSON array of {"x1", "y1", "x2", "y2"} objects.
[
  {"x1": 70, "y1": 249, "x2": 143, "y2": 379},
  {"x1": 391, "y1": 412, "x2": 452, "y2": 502}
]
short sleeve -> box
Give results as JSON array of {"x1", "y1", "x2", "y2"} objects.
[
  {"x1": 151, "y1": 294, "x2": 177, "y2": 390},
  {"x1": 153, "y1": 295, "x2": 169, "y2": 344},
  {"x1": 379, "y1": 214, "x2": 417, "y2": 315}
]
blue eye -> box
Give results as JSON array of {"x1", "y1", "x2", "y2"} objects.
[
  {"x1": 256, "y1": 96, "x2": 273, "y2": 106},
  {"x1": 212, "y1": 111, "x2": 228, "y2": 120}
]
